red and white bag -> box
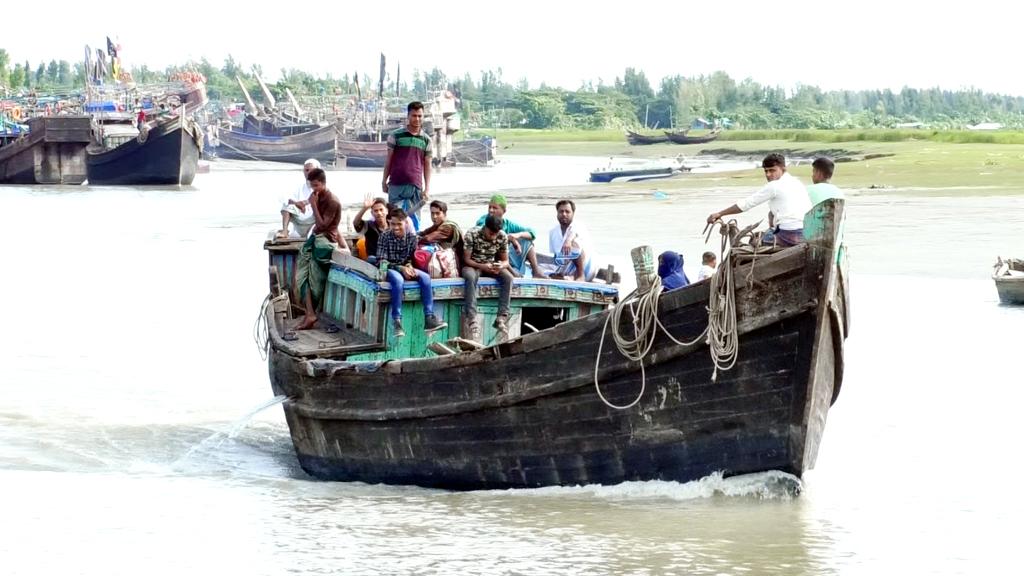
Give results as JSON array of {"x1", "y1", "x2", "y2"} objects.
[{"x1": 428, "y1": 248, "x2": 459, "y2": 278}]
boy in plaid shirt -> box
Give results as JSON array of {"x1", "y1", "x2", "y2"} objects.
[{"x1": 377, "y1": 208, "x2": 446, "y2": 337}]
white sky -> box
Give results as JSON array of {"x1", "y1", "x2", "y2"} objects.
[{"x1": 7, "y1": 0, "x2": 1023, "y2": 96}]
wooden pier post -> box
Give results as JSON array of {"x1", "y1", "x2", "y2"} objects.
[{"x1": 631, "y1": 245, "x2": 656, "y2": 294}]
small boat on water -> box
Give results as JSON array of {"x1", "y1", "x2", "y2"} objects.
[
  {"x1": 993, "y1": 257, "x2": 1024, "y2": 304},
  {"x1": 259, "y1": 199, "x2": 849, "y2": 490},
  {"x1": 589, "y1": 157, "x2": 689, "y2": 183},
  {"x1": 664, "y1": 128, "x2": 722, "y2": 145},
  {"x1": 626, "y1": 130, "x2": 671, "y2": 145},
  {"x1": 85, "y1": 112, "x2": 203, "y2": 186}
]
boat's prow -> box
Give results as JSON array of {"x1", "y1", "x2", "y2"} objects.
[{"x1": 993, "y1": 257, "x2": 1024, "y2": 304}]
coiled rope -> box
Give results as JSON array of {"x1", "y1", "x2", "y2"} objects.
[
  {"x1": 253, "y1": 294, "x2": 273, "y2": 360},
  {"x1": 593, "y1": 220, "x2": 742, "y2": 410}
]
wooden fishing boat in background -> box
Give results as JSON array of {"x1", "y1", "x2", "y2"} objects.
[
  {"x1": 0, "y1": 116, "x2": 92, "y2": 184},
  {"x1": 260, "y1": 199, "x2": 849, "y2": 490},
  {"x1": 664, "y1": 128, "x2": 722, "y2": 145},
  {"x1": 993, "y1": 257, "x2": 1024, "y2": 304},
  {"x1": 335, "y1": 138, "x2": 388, "y2": 168},
  {"x1": 450, "y1": 137, "x2": 498, "y2": 166},
  {"x1": 626, "y1": 130, "x2": 671, "y2": 145},
  {"x1": 215, "y1": 123, "x2": 338, "y2": 165},
  {"x1": 85, "y1": 112, "x2": 202, "y2": 185}
]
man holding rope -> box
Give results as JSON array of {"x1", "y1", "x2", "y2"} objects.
[{"x1": 706, "y1": 153, "x2": 811, "y2": 247}]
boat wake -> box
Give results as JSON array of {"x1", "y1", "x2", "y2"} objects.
[{"x1": 496, "y1": 470, "x2": 802, "y2": 501}]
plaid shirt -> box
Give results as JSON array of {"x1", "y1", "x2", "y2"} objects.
[{"x1": 376, "y1": 230, "x2": 418, "y2": 266}]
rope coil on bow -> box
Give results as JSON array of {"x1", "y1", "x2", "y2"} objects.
[{"x1": 593, "y1": 219, "x2": 746, "y2": 410}]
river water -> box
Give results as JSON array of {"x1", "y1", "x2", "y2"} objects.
[{"x1": 1, "y1": 155, "x2": 1022, "y2": 575}]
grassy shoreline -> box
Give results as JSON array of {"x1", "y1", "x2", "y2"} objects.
[
  {"x1": 466, "y1": 129, "x2": 1024, "y2": 191},
  {"x1": 467, "y1": 128, "x2": 1024, "y2": 146}
]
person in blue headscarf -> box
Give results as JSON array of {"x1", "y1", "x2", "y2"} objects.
[{"x1": 658, "y1": 251, "x2": 690, "y2": 292}]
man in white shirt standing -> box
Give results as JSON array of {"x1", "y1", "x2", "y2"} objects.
[
  {"x1": 706, "y1": 153, "x2": 811, "y2": 247},
  {"x1": 276, "y1": 158, "x2": 321, "y2": 239}
]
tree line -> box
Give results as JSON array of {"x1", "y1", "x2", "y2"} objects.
[{"x1": 2, "y1": 49, "x2": 1022, "y2": 130}]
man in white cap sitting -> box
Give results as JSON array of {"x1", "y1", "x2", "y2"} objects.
[{"x1": 276, "y1": 158, "x2": 322, "y2": 239}]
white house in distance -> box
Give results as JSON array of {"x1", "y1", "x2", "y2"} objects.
[{"x1": 967, "y1": 122, "x2": 1003, "y2": 130}]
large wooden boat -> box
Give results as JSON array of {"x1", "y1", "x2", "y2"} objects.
[
  {"x1": 85, "y1": 113, "x2": 202, "y2": 185},
  {"x1": 0, "y1": 116, "x2": 92, "y2": 184},
  {"x1": 450, "y1": 137, "x2": 498, "y2": 166},
  {"x1": 261, "y1": 200, "x2": 849, "y2": 490},
  {"x1": 241, "y1": 112, "x2": 321, "y2": 137},
  {"x1": 993, "y1": 257, "x2": 1024, "y2": 304},
  {"x1": 664, "y1": 128, "x2": 722, "y2": 145},
  {"x1": 626, "y1": 130, "x2": 670, "y2": 145},
  {"x1": 215, "y1": 123, "x2": 338, "y2": 165},
  {"x1": 336, "y1": 138, "x2": 388, "y2": 168}
]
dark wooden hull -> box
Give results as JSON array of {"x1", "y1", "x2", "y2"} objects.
[
  {"x1": 450, "y1": 138, "x2": 497, "y2": 165},
  {"x1": 589, "y1": 167, "x2": 675, "y2": 183},
  {"x1": 265, "y1": 202, "x2": 849, "y2": 490},
  {"x1": 242, "y1": 114, "x2": 321, "y2": 137},
  {"x1": 0, "y1": 116, "x2": 92, "y2": 184},
  {"x1": 995, "y1": 278, "x2": 1024, "y2": 304},
  {"x1": 626, "y1": 130, "x2": 670, "y2": 145},
  {"x1": 86, "y1": 117, "x2": 201, "y2": 185},
  {"x1": 994, "y1": 258, "x2": 1024, "y2": 304},
  {"x1": 664, "y1": 130, "x2": 722, "y2": 145},
  {"x1": 216, "y1": 124, "x2": 337, "y2": 164},
  {"x1": 337, "y1": 138, "x2": 388, "y2": 168}
]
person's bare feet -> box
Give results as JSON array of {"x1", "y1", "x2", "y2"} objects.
[{"x1": 295, "y1": 315, "x2": 318, "y2": 330}]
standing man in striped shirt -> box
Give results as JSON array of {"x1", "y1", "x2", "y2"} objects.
[{"x1": 382, "y1": 101, "x2": 432, "y2": 231}]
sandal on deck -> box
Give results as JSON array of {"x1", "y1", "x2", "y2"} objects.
[{"x1": 282, "y1": 331, "x2": 299, "y2": 341}]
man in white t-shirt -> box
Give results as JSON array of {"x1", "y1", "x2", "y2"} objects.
[
  {"x1": 276, "y1": 158, "x2": 321, "y2": 239},
  {"x1": 706, "y1": 153, "x2": 811, "y2": 247},
  {"x1": 546, "y1": 199, "x2": 595, "y2": 281}
]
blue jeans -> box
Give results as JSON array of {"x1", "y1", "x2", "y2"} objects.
[
  {"x1": 388, "y1": 183, "x2": 423, "y2": 231},
  {"x1": 386, "y1": 268, "x2": 434, "y2": 320}
]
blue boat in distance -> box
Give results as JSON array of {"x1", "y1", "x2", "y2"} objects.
[{"x1": 589, "y1": 156, "x2": 689, "y2": 183}]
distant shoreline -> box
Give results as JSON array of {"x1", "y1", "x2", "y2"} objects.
[{"x1": 460, "y1": 132, "x2": 1024, "y2": 192}]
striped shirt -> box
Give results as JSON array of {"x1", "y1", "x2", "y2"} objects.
[{"x1": 386, "y1": 128, "x2": 432, "y2": 187}]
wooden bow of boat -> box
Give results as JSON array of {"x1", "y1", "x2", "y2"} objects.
[{"x1": 993, "y1": 257, "x2": 1024, "y2": 304}]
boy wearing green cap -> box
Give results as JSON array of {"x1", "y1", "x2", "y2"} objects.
[{"x1": 475, "y1": 195, "x2": 545, "y2": 278}]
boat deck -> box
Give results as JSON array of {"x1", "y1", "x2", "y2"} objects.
[{"x1": 275, "y1": 315, "x2": 382, "y2": 358}]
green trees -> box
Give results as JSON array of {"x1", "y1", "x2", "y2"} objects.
[
  {"x1": 0, "y1": 49, "x2": 9, "y2": 89},
  {"x1": 2, "y1": 46, "x2": 1022, "y2": 129},
  {"x1": 9, "y1": 64, "x2": 25, "y2": 90}
]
